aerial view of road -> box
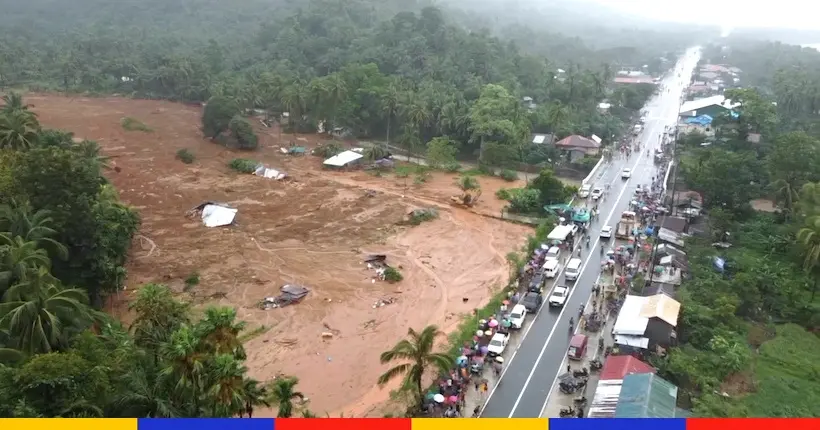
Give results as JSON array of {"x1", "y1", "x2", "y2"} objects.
[{"x1": 480, "y1": 47, "x2": 702, "y2": 418}]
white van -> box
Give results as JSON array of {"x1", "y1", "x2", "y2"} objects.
[
  {"x1": 545, "y1": 246, "x2": 561, "y2": 261},
  {"x1": 565, "y1": 258, "x2": 582, "y2": 281},
  {"x1": 543, "y1": 259, "x2": 560, "y2": 278}
]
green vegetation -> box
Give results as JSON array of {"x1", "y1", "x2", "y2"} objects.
[
  {"x1": 383, "y1": 266, "x2": 404, "y2": 283},
  {"x1": 176, "y1": 148, "x2": 195, "y2": 164},
  {"x1": 120, "y1": 116, "x2": 152, "y2": 132},
  {"x1": 0, "y1": 0, "x2": 676, "y2": 170},
  {"x1": 0, "y1": 95, "x2": 306, "y2": 418},
  {"x1": 228, "y1": 158, "x2": 258, "y2": 174},
  {"x1": 651, "y1": 43, "x2": 820, "y2": 417}
]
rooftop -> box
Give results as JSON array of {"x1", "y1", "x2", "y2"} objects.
[
  {"x1": 679, "y1": 95, "x2": 740, "y2": 115},
  {"x1": 600, "y1": 355, "x2": 656, "y2": 381},
  {"x1": 615, "y1": 373, "x2": 680, "y2": 418},
  {"x1": 555, "y1": 134, "x2": 601, "y2": 150}
]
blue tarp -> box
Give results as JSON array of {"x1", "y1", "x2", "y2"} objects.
[{"x1": 684, "y1": 114, "x2": 713, "y2": 126}]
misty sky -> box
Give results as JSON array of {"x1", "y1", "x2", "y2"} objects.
[{"x1": 584, "y1": 0, "x2": 818, "y2": 30}]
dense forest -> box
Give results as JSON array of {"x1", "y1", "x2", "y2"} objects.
[
  {"x1": 654, "y1": 42, "x2": 820, "y2": 416},
  {"x1": 0, "y1": 0, "x2": 694, "y2": 169}
]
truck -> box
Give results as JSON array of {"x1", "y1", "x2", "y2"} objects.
[{"x1": 615, "y1": 211, "x2": 637, "y2": 239}]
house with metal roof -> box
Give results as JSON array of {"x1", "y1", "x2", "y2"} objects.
[
  {"x1": 588, "y1": 356, "x2": 656, "y2": 418},
  {"x1": 679, "y1": 95, "x2": 739, "y2": 119},
  {"x1": 612, "y1": 294, "x2": 681, "y2": 351},
  {"x1": 614, "y1": 373, "x2": 681, "y2": 418}
]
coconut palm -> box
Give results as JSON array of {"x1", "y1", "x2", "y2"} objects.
[
  {"x1": 1, "y1": 92, "x2": 30, "y2": 113},
  {"x1": 0, "y1": 108, "x2": 40, "y2": 150},
  {"x1": 0, "y1": 234, "x2": 55, "y2": 291},
  {"x1": 380, "y1": 83, "x2": 402, "y2": 150},
  {"x1": 267, "y1": 376, "x2": 305, "y2": 418},
  {"x1": 0, "y1": 199, "x2": 68, "y2": 260},
  {"x1": 0, "y1": 266, "x2": 93, "y2": 355},
  {"x1": 377, "y1": 325, "x2": 453, "y2": 407}
]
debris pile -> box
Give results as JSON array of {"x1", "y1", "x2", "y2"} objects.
[
  {"x1": 259, "y1": 284, "x2": 309, "y2": 310},
  {"x1": 186, "y1": 201, "x2": 237, "y2": 227},
  {"x1": 372, "y1": 296, "x2": 397, "y2": 308}
]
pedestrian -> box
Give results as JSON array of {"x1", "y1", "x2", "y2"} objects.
[{"x1": 567, "y1": 364, "x2": 571, "y2": 373}]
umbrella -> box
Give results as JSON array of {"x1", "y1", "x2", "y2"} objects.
[
  {"x1": 456, "y1": 355, "x2": 468, "y2": 366},
  {"x1": 488, "y1": 319, "x2": 499, "y2": 328},
  {"x1": 495, "y1": 356, "x2": 505, "y2": 363},
  {"x1": 502, "y1": 300, "x2": 510, "y2": 305},
  {"x1": 433, "y1": 394, "x2": 445, "y2": 403},
  {"x1": 484, "y1": 330, "x2": 493, "y2": 337},
  {"x1": 479, "y1": 345, "x2": 489, "y2": 355},
  {"x1": 502, "y1": 319, "x2": 511, "y2": 329},
  {"x1": 426, "y1": 392, "x2": 436, "y2": 400},
  {"x1": 478, "y1": 319, "x2": 487, "y2": 326},
  {"x1": 448, "y1": 395, "x2": 458, "y2": 404},
  {"x1": 475, "y1": 330, "x2": 484, "y2": 337}
]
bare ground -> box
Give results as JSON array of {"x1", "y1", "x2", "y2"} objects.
[{"x1": 27, "y1": 93, "x2": 531, "y2": 417}]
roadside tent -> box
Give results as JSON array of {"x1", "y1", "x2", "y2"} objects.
[{"x1": 324, "y1": 150, "x2": 363, "y2": 168}]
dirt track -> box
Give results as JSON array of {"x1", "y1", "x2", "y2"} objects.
[{"x1": 27, "y1": 93, "x2": 532, "y2": 416}]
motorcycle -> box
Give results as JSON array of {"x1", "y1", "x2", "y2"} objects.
[
  {"x1": 589, "y1": 358, "x2": 603, "y2": 371},
  {"x1": 574, "y1": 396, "x2": 588, "y2": 405},
  {"x1": 573, "y1": 368, "x2": 589, "y2": 378},
  {"x1": 559, "y1": 407, "x2": 576, "y2": 418}
]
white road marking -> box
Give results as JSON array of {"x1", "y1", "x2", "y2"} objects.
[
  {"x1": 506, "y1": 142, "x2": 652, "y2": 417},
  {"x1": 536, "y1": 67, "x2": 697, "y2": 417}
]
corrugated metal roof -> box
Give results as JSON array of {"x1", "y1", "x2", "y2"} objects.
[
  {"x1": 615, "y1": 373, "x2": 680, "y2": 418},
  {"x1": 588, "y1": 379, "x2": 623, "y2": 418},
  {"x1": 613, "y1": 295, "x2": 648, "y2": 336},
  {"x1": 323, "y1": 150, "x2": 363, "y2": 167},
  {"x1": 639, "y1": 294, "x2": 681, "y2": 327},
  {"x1": 600, "y1": 355, "x2": 656, "y2": 381}
]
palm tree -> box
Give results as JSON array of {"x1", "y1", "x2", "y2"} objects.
[
  {"x1": 0, "y1": 109, "x2": 40, "y2": 150},
  {"x1": 1, "y1": 92, "x2": 29, "y2": 113},
  {"x1": 797, "y1": 216, "x2": 820, "y2": 300},
  {"x1": 0, "y1": 266, "x2": 93, "y2": 355},
  {"x1": 267, "y1": 376, "x2": 305, "y2": 418},
  {"x1": 197, "y1": 306, "x2": 246, "y2": 359},
  {"x1": 0, "y1": 200, "x2": 68, "y2": 260},
  {"x1": 380, "y1": 83, "x2": 402, "y2": 150},
  {"x1": 239, "y1": 378, "x2": 269, "y2": 418},
  {"x1": 377, "y1": 325, "x2": 453, "y2": 407},
  {"x1": 110, "y1": 359, "x2": 180, "y2": 417},
  {"x1": 0, "y1": 234, "x2": 55, "y2": 291},
  {"x1": 204, "y1": 354, "x2": 247, "y2": 417},
  {"x1": 160, "y1": 325, "x2": 206, "y2": 414}
]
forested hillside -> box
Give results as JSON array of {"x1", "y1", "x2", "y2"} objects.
[{"x1": 656, "y1": 42, "x2": 820, "y2": 417}]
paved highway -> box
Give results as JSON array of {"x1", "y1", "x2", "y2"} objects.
[{"x1": 480, "y1": 48, "x2": 701, "y2": 418}]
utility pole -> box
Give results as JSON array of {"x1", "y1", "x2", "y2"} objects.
[{"x1": 647, "y1": 128, "x2": 681, "y2": 290}]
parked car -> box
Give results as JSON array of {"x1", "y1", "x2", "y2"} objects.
[
  {"x1": 487, "y1": 332, "x2": 510, "y2": 356},
  {"x1": 509, "y1": 304, "x2": 527, "y2": 329},
  {"x1": 528, "y1": 272, "x2": 545, "y2": 294},
  {"x1": 521, "y1": 292, "x2": 543, "y2": 312},
  {"x1": 545, "y1": 246, "x2": 561, "y2": 261},
  {"x1": 600, "y1": 225, "x2": 613, "y2": 239},
  {"x1": 578, "y1": 184, "x2": 591, "y2": 198},
  {"x1": 621, "y1": 168, "x2": 632, "y2": 179},
  {"x1": 591, "y1": 187, "x2": 603, "y2": 201},
  {"x1": 543, "y1": 259, "x2": 560, "y2": 278},
  {"x1": 548, "y1": 286, "x2": 569, "y2": 307}
]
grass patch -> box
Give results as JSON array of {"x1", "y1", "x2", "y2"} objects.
[
  {"x1": 405, "y1": 208, "x2": 439, "y2": 225},
  {"x1": 183, "y1": 271, "x2": 200, "y2": 291},
  {"x1": 239, "y1": 325, "x2": 271, "y2": 343},
  {"x1": 176, "y1": 148, "x2": 195, "y2": 164},
  {"x1": 120, "y1": 116, "x2": 152, "y2": 132},
  {"x1": 228, "y1": 158, "x2": 258, "y2": 173}
]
